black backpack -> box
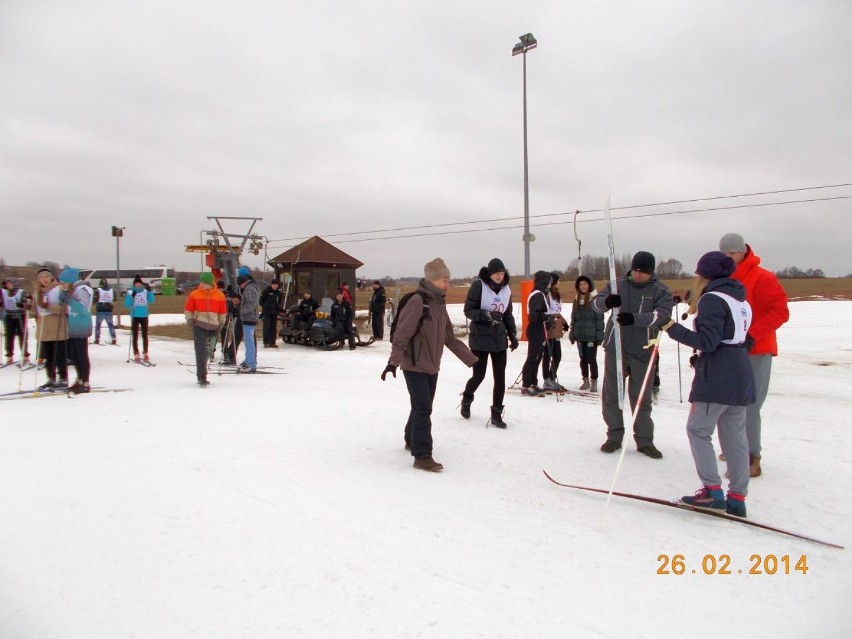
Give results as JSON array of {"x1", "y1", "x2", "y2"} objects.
[{"x1": 389, "y1": 291, "x2": 430, "y2": 343}]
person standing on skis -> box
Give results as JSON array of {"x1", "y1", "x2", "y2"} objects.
[
  {"x1": 593, "y1": 251, "x2": 673, "y2": 459},
  {"x1": 520, "y1": 270, "x2": 553, "y2": 396},
  {"x1": 661, "y1": 251, "x2": 755, "y2": 517}
]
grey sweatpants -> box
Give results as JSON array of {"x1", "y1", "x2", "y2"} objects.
[
  {"x1": 601, "y1": 349, "x2": 656, "y2": 447},
  {"x1": 746, "y1": 354, "x2": 773, "y2": 457},
  {"x1": 687, "y1": 402, "x2": 749, "y2": 496}
]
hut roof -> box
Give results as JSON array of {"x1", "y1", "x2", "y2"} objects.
[{"x1": 268, "y1": 236, "x2": 363, "y2": 269}]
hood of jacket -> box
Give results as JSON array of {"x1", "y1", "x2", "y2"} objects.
[
  {"x1": 533, "y1": 270, "x2": 551, "y2": 293},
  {"x1": 478, "y1": 267, "x2": 511, "y2": 293}
]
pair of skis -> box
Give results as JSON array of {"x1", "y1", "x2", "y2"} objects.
[
  {"x1": 0, "y1": 386, "x2": 133, "y2": 401},
  {"x1": 542, "y1": 470, "x2": 843, "y2": 549}
]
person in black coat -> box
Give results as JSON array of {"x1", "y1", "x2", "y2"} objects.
[
  {"x1": 460, "y1": 258, "x2": 519, "y2": 427},
  {"x1": 297, "y1": 291, "x2": 319, "y2": 332},
  {"x1": 369, "y1": 280, "x2": 387, "y2": 340},
  {"x1": 521, "y1": 270, "x2": 553, "y2": 396},
  {"x1": 330, "y1": 290, "x2": 355, "y2": 350},
  {"x1": 259, "y1": 280, "x2": 283, "y2": 347}
]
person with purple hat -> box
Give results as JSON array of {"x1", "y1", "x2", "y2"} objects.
[{"x1": 660, "y1": 251, "x2": 755, "y2": 517}]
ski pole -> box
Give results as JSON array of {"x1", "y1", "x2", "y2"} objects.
[
  {"x1": 675, "y1": 301, "x2": 683, "y2": 403},
  {"x1": 30, "y1": 315, "x2": 44, "y2": 393},
  {"x1": 599, "y1": 337, "x2": 660, "y2": 531},
  {"x1": 16, "y1": 316, "x2": 30, "y2": 391}
]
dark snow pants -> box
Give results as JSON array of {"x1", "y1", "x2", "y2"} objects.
[{"x1": 403, "y1": 370, "x2": 438, "y2": 458}]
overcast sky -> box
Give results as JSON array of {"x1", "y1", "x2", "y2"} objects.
[{"x1": 2, "y1": 0, "x2": 850, "y2": 279}]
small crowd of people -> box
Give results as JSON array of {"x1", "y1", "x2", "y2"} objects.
[{"x1": 380, "y1": 233, "x2": 790, "y2": 521}]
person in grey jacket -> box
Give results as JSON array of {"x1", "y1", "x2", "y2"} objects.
[
  {"x1": 569, "y1": 275, "x2": 605, "y2": 392},
  {"x1": 237, "y1": 274, "x2": 260, "y2": 372},
  {"x1": 593, "y1": 251, "x2": 673, "y2": 459},
  {"x1": 661, "y1": 251, "x2": 754, "y2": 517},
  {"x1": 381, "y1": 258, "x2": 478, "y2": 472},
  {"x1": 459, "y1": 258, "x2": 519, "y2": 428}
]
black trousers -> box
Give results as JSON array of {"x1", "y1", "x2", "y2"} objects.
[
  {"x1": 131, "y1": 317, "x2": 149, "y2": 355},
  {"x1": 3, "y1": 316, "x2": 28, "y2": 358},
  {"x1": 522, "y1": 325, "x2": 546, "y2": 387},
  {"x1": 262, "y1": 314, "x2": 278, "y2": 346},
  {"x1": 577, "y1": 341, "x2": 599, "y2": 379},
  {"x1": 403, "y1": 370, "x2": 439, "y2": 458},
  {"x1": 41, "y1": 340, "x2": 68, "y2": 381},
  {"x1": 371, "y1": 309, "x2": 384, "y2": 338},
  {"x1": 66, "y1": 337, "x2": 90, "y2": 383},
  {"x1": 463, "y1": 349, "x2": 507, "y2": 408},
  {"x1": 541, "y1": 339, "x2": 562, "y2": 380},
  {"x1": 221, "y1": 317, "x2": 243, "y2": 362}
]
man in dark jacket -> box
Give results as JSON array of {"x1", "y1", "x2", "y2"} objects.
[
  {"x1": 369, "y1": 280, "x2": 387, "y2": 340},
  {"x1": 259, "y1": 280, "x2": 283, "y2": 347},
  {"x1": 592, "y1": 251, "x2": 674, "y2": 459},
  {"x1": 460, "y1": 258, "x2": 519, "y2": 427},
  {"x1": 521, "y1": 270, "x2": 553, "y2": 396},
  {"x1": 297, "y1": 291, "x2": 319, "y2": 332},
  {"x1": 330, "y1": 290, "x2": 356, "y2": 350},
  {"x1": 220, "y1": 282, "x2": 243, "y2": 365},
  {"x1": 381, "y1": 258, "x2": 478, "y2": 472}
]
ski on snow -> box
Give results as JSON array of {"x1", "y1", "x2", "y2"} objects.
[
  {"x1": 178, "y1": 360, "x2": 286, "y2": 371},
  {"x1": 543, "y1": 470, "x2": 843, "y2": 549},
  {"x1": 0, "y1": 387, "x2": 133, "y2": 401},
  {"x1": 185, "y1": 368, "x2": 284, "y2": 376}
]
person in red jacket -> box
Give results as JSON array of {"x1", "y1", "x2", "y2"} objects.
[{"x1": 719, "y1": 233, "x2": 790, "y2": 477}]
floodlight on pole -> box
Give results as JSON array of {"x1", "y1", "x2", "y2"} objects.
[{"x1": 512, "y1": 32, "x2": 537, "y2": 279}]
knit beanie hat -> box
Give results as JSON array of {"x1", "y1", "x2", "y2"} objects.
[
  {"x1": 424, "y1": 258, "x2": 451, "y2": 280},
  {"x1": 237, "y1": 275, "x2": 249, "y2": 285},
  {"x1": 696, "y1": 251, "x2": 736, "y2": 280},
  {"x1": 237, "y1": 266, "x2": 251, "y2": 277},
  {"x1": 133, "y1": 274, "x2": 143, "y2": 285},
  {"x1": 575, "y1": 275, "x2": 592, "y2": 291},
  {"x1": 200, "y1": 272, "x2": 214, "y2": 286},
  {"x1": 631, "y1": 251, "x2": 656, "y2": 274},
  {"x1": 486, "y1": 258, "x2": 506, "y2": 275},
  {"x1": 59, "y1": 268, "x2": 80, "y2": 284},
  {"x1": 719, "y1": 232, "x2": 747, "y2": 253}
]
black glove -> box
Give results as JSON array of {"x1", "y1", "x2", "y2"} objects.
[
  {"x1": 509, "y1": 335, "x2": 519, "y2": 351},
  {"x1": 144, "y1": 283, "x2": 151, "y2": 291},
  {"x1": 562, "y1": 322, "x2": 569, "y2": 332},
  {"x1": 604, "y1": 294, "x2": 622, "y2": 309},
  {"x1": 568, "y1": 330, "x2": 575, "y2": 345},
  {"x1": 673, "y1": 295, "x2": 683, "y2": 305},
  {"x1": 616, "y1": 312, "x2": 635, "y2": 326},
  {"x1": 744, "y1": 334, "x2": 755, "y2": 352},
  {"x1": 381, "y1": 363, "x2": 397, "y2": 381},
  {"x1": 689, "y1": 353, "x2": 699, "y2": 369},
  {"x1": 483, "y1": 311, "x2": 497, "y2": 326},
  {"x1": 490, "y1": 310, "x2": 504, "y2": 324}
]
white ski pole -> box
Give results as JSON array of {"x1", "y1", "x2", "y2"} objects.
[{"x1": 600, "y1": 338, "x2": 660, "y2": 531}]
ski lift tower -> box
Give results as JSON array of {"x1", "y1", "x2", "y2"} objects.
[{"x1": 184, "y1": 216, "x2": 264, "y2": 289}]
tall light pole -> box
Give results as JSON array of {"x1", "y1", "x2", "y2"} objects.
[
  {"x1": 512, "y1": 32, "x2": 537, "y2": 279},
  {"x1": 111, "y1": 225, "x2": 125, "y2": 327}
]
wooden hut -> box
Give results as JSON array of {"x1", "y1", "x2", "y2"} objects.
[{"x1": 267, "y1": 236, "x2": 363, "y2": 308}]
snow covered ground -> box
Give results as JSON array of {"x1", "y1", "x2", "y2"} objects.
[{"x1": 1, "y1": 301, "x2": 850, "y2": 638}]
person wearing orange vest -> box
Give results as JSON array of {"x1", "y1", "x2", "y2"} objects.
[
  {"x1": 185, "y1": 272, "x2": 227, "y2": 387},
  {"x1": 719, "y1": 233, "x2": 790, "y2": 477}
]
